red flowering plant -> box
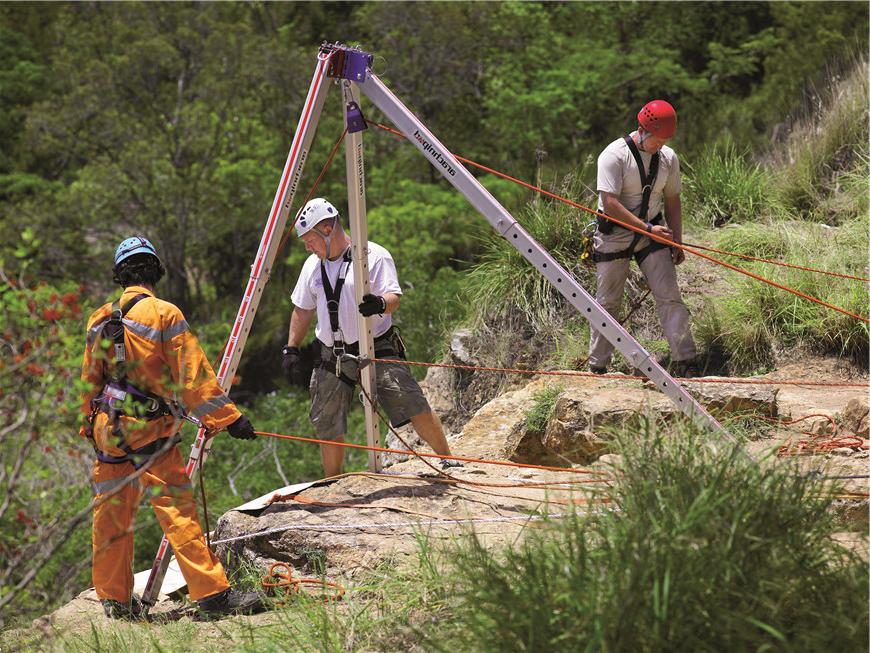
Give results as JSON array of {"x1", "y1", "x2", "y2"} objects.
[{"x1": 0, "y1": 268, "x2": 94, "y2": 625}]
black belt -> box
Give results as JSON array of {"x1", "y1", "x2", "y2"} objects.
[
  {"x1": 317, "y1": 328, "x2": 404, "y2": 386},
  {"x1": 90, "y1": 382, "x2": 174, "y2": 422},
  {"x1": 325, "y1": 327, "x2": 401, "y2": 358}
]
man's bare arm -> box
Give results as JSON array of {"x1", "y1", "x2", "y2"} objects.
[{"x1": 287, "y1": 307, "x2": 315, "y2": 347}]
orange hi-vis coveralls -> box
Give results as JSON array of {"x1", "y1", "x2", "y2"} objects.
[{"x1": 80, "y1": 285, "x2": 239, "y2": 603}]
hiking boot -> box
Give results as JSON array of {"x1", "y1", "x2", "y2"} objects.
[
  {"x1": 198, "y1": 588, "x2": 267, "y2": 617},
  {"x1": 589, "y1": 365, "x2": 607, "y2": 375},
  {"x1": 440, "y1": 457, "x2": 465, "y2": 471},
  {"x1": 102, "y1": 593, "x2": 145, "y2": 620},
  {"x1": 670, "y1": 359, "x2": 701, "y2": 378}
]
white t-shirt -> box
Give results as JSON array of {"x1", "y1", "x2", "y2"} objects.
[
  {"x1": 596, "y1": 131, "x2": 681, "y2": 221},
  {"x1": 291, "y1": 241, "x2": 402, "y2": 346}
]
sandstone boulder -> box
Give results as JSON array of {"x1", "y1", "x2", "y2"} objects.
[
  {"x1": 685, "y1": 380, "x2": 778, "y2": 418},
  {"x1": 840, "y1": 397, "x2": 869, "y2": 437}
]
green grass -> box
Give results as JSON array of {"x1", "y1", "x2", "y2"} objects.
[
  {"x1": 683, "y1": 139, "x2": 779, "y2": 228},
  {"x1": 694, "y1": 217, "x2": 869, "y2": 372},
  {"x1": 523, "y1": 385, "x2": 563, "y2": 434},
  {"x1": 428, "y1": 424, "x2": 869, "y2": 652},
  {"x1": 9, "y1": 424, "x2": 868, "y2": 652},
  {"x1": 772, "y1": 57, "x2": 869, "y2": 222}
]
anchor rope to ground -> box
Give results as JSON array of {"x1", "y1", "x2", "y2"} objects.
[{"x1": 369, "y1": 357, "x2": 870, "y2": 389}]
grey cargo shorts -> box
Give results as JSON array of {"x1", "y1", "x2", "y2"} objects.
[{"x1": 309, "y1": 347, "x2": 431, "y2": 440}]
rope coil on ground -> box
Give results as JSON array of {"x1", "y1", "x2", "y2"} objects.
[{"x1": 262, "y1": 562, "x2": 345, "y2": 603}]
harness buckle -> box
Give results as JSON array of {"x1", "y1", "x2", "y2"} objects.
[{"x1": 104, "y1": 384, "x2": 127, "y2": 402}]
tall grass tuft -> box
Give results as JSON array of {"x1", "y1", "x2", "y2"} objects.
[
  {"x1": 523, "y1": 385, "x2": 563, "y2": 434},
  {"x1": 433, "y1": 424, "x2": 869, "y2": 652},
  {"x1": 463, "y1": 172, "x2": 598, "y2": 331},
  {"x1": 694, "y1": 218, "x2": 869, "y2": 372},
  {"x1": 771, "y1": 57, "x2": 869, "y2": 222},
  {"x1": 683, "y1": 140, "x2": 778, "y2": 228}
]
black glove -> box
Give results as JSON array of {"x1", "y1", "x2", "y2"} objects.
[
  {"x1": 282, "y1": 345, "x2": 310, "y2": 388},
  {"x1": 358, "y1": 293, "x2": 386, "y2": 317},
  {"x1": 227, "y1": 415, "x2": 256, "y2": 440}
]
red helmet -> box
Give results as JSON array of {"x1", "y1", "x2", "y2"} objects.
[{"x1": 638, "y1": 100, "x2": 677, "y2": 139}]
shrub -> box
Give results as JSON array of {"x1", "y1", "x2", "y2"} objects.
[
  {"x1": 0, "y1": 273, "x2": 95, "y2": 627},
  {"x1": 523, "y1": 385, "x2": 563, "y2": 434},
  {"x1": 436, "y1": 424, "x2": 869, "y2": 652},
  {"x1": 463, "y1": 173, "x2": 597, "y2": 332}
]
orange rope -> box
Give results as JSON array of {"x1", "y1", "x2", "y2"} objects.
[
  {"x1": 682, "y1": 241, "x2": 870, "y2": 283},
  {"x1": 262, "y1": 562, "x2": 344, "y2": 604},
  {"x1": 254, "y1": 430, "x2": 608, "y2": 476},
  {"x1": 765, "y1": 413, "x2": 870, "y2": 456},
  {"x1": 369, "y1": 121, "x2": 869, "y2": 323},
  {"x1": 369, "y1": 357, "x2": 870, "y2": 389}
]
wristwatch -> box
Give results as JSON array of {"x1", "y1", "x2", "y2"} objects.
[{"x1": 645, "y1": 222, "x2": 653, "y2": 233}]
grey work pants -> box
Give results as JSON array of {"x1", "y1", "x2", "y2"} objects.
[{"x1": 588, "y1": 246, "x2": 696, "y2": 368}]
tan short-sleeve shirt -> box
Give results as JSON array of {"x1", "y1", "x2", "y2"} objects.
[{"x1": 596, "y1": 131, "x2": 681, "y2": 220}]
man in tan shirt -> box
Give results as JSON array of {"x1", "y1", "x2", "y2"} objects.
[{"x1": 588, "y1": 100, "x2": 698, "y2": 377}]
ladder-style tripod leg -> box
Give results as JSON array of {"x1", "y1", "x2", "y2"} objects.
[
  {"x1": 343, "y1": 84, "x2": 382, "y2": 472},
  {"x1": 140, "y1": 50, "x2": 335, "y2": 608},
  {"x1": 358, "y1": 72, "x2": 731, "y2": 440}
]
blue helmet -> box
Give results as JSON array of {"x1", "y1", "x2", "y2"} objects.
[{"x1": 114, "y1": 236, "x2": 161, "y2": 267}]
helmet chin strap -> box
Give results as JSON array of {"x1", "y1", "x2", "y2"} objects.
[
  {"x1": 636, "y1": 128, "x2": 653, "y2": 151},
  {"x1": 314, "y1": 217, "x2": 342, "y2": 259}
]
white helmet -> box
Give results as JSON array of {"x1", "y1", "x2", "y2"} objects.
[{"x1": 295, "y1": 198, "x2": 339, "y2": 237}]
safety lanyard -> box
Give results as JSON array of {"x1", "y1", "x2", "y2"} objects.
[
  {"x1": 102, "y1": 293, "x2": 149, "y2": 384},
  {"x1": 319, "y1": 248, "x2": 353, "y2": 344},
  {"x1": 623, "y1": 135, "x2": 660, "y2": 221}
]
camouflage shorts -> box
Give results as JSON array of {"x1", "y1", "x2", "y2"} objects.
[{"x1": 309, "y1": 355, "x2": 431, "y2": 440}]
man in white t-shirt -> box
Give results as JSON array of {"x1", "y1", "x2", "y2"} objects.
[
  {"x1": 282, "y1": 198, "x2": 457, "y2": 477},
  {"x1": 588, "y1": 99, "x2": 698, "y2": 377}
]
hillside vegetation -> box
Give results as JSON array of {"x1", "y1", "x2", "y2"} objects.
[{"x1": 0, "y1": 2, "x2": 867, "y2": 641}]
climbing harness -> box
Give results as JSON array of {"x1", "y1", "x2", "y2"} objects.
[
  {"x1": 86, "y1": 293, "x2": 180, "y2": 465},
  {"x1": 317, "y1": 327, "x2": 407, "y2": 387},
  {"x1": 593, "y1": 135, "x2": 671, "y2": 264},
  {"x1": 316, "y1": 245, "x2": 407, "y2": 385},
  {"x1": 320, "y1": 246, "x2": 353, "y2": 355}
]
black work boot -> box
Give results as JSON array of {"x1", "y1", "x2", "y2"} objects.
[
  {"x1": 102, "y1": 593, "x2": 145, "y2": 620},
  {"x1": 589, "y1": 365, "x2": 607, "y2": 375},
  {"x1": 670, "y1": 359, "x2": 701, "y2": 378},
  {"x1": 198, "y1": 588, "x2": 267, "y2": 617}
]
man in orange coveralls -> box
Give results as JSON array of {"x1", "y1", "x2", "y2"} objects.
[{"x1": 80, "y1": 236, "x2": 266, "y2": 619}]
